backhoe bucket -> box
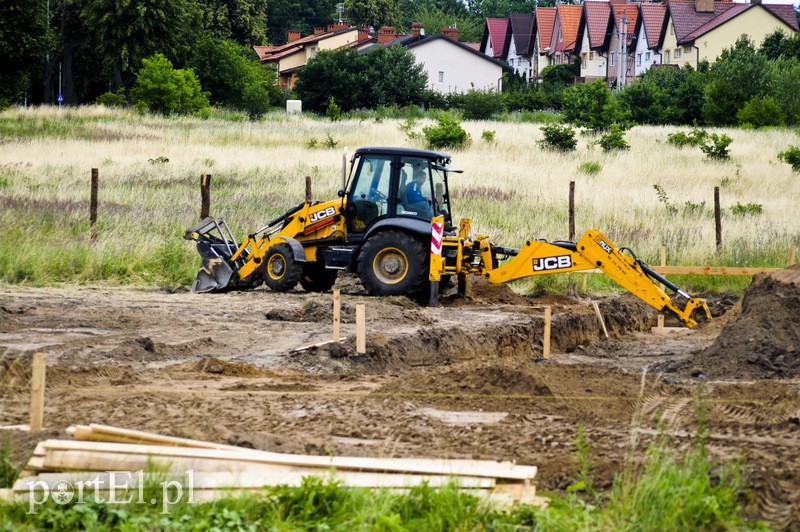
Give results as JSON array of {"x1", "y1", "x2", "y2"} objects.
[{"x1": 184, "y1": 217, "x2": 242, "y2": 293}]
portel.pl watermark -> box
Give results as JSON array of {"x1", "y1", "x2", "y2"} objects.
[{"x1": 24, "y1": 470, "x2": 194, "y2": 514}]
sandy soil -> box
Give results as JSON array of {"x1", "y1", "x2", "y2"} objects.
[{"x1": 1, "y1": 275, "x2": 799, "y2": 528}]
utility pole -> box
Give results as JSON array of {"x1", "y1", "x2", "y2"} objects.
[{"x1": 621, "y1": 14, "x2": 628, "y2": 89}]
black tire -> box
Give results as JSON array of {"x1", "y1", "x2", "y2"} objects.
[
  {"x1": 262, "y1": 243, "x2": 302, "y2": 292},
  {"x1": 299, "y1": 263, "x2": 338, "y2": 292},
  {"x1": 358, "y1": 231, "x2": 428, "y2": 297}
]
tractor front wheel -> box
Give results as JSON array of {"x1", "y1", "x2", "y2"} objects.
[
  {"x1": 358, "y1": 231, "x2": 427, "y2": 297},
  {"x1": 263, "y1": 243, "x2": 302, "y2": 292}
]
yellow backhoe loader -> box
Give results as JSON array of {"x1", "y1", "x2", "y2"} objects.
[{"x1": 184, "y1": 147, "x2": 711, "y2": 328}]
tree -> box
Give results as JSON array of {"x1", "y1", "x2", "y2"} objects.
[
  {"x1": 197, "y1": 0, "x2": 268, "y2": 45},
  {"x1": 267, "y1": 0, "x2": 338, "y2": 45},
  {"x1": 407, "y1": 6, "x2": 482, "y2": 42},
  {"x1": 760, "y1": 29, "x2": 800, "y2": 61},
  {"x1": 703, "y1": 37, "x2": 768, "y2": 126},
  {"x1": 80, "y1": 0, "x2": 200, "y2": 90},
  {"x1": 562, "y1": 80, "x2": 627, "y2": 132},
  {"x1": 131, "y1": 53, "x2": 209, "y2": 114},
  {"x1": 466, "y1": 0, "x2": 538, "y2": 18},
  {"x1": 0, "y1": 0, "x2": 54, "y2": 103},
  {"x1": 620, "y1": 66, "x2": 706, "y2": 125},
  {"x1": 768, "y1": 58, "x2": 800, "y2": 125},
  {"x1": 362, "y1": 45, "x2": 427, "y2": 108},
  {"x1": 345, "y1": 0, "x2": 400, "y2": 28},
  {"x1": 190, "y1": 38, "x2": 279, "y2": 117}
]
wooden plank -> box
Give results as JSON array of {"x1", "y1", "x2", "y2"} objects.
[
  {"x1": 290, "y1": 338, "x2": 346, "y2": 354},
  {"x1": 591, "y1": 302, "x2": 608, "y2": 339},
  {"x1": 0, "y1": 424, "x2": 30, "y2": 431},
  {"x1": 29, "y1": 353, "x2": 46, "y2": 432},
  {"x1": 356, "y1": 304, "x2": 366, "y2": 354},
  {"x1": 333, "y1": 289, "x2": 341, "y2": 342},
  {"x1": 650, "y1": 326, "x2": 691, "y2": 336},
  {"x1": 39, "y1": 440, "x2": 537, "y2": 480},
  {"x1": 14, "y1": 470, "x2": 495, "y2": 492},
  {"x1": 542, "y1": 306, "x2": 551, "y2": 360},
  {"x1": 652, "y1": 266, "x2": 780, "y2": 276},
  {"x1": 790, "y1": 247, "x2": 796, "y2": 266},
  {"x1": 83, "y1": 424, "x2": 245, "y2": 451}
]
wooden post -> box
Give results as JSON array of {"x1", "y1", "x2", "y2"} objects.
[
  {"x1": 714, "y1": 186, "x2": 722, "y2": 250},
  {"x1": 568, "y1": 181, "x2": 575, "y2": 242},
  {"x1": 332, "y1": 289, "x2": 341, "y2": 342},
  {"x1": 356, "y1": 304, "x2": 366, "y2": 354},
  {"x1": 90, "y1": 168, "x2": 98, "y2": 241},
  {"x1": 200, "y1": 174, "x2": 211, "y2": 220},
  {"x1": 592, "y1": 302, "x2": 609, "y2": 339},
  {"x1": 659, "y1": 246, "x2": 666, "y2": 291},
  {"x1": 582, "y1": 273, "x2": 588, "y2": 293},
  {"x1": 543, "y1": 306, "x2": 551, "y2": 360},
  {"x1": 29, "y1": 353, "x2": 46, "y2": 432},
  {"x1": 790, "y1": 247, "x2": 796, "y2": 266},
  {"x1": 305, "y1": 176, "x2": 312, "y2": 203},
  {"x1": 657, "y1": 315, "x2": 665, "y2": 329}
]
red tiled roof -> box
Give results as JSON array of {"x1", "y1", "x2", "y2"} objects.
[
  {"x1": 640, "y1": 3, "x2": 667, "y2": 48},
  {"x1": 509, "y1": 13, "x2": 535, "y2": 55},
  {"x1": 464, "y1": 42, "x2": 481, "y2": 51},
  {"x1": 683, "y1": 3, "x2": 749, "y2": 42},
  {"x1": 483, "y1": 18, "x2": 510, "y2": 58},
  {"x1": 667, "y1": 1, "x2": 736, "y2": 43},
  {"x1": 763, "y1": 3, "x2": 800, "y2": 31},
  {"x1": 255, "y1": 27, "x2": 358, "y2": 62},
  {"x1": 585, "y1": 1, "x2": 612, "y2": 49},
  {"x1": 535, "y1": 8, "x2": 557, "y2": 54},
  {"x1": 558, "y1": 5, "x2": 583, "y2": 51},
  {"x1": 613, "y1": 4, "x2": 639, "y2": 46}
]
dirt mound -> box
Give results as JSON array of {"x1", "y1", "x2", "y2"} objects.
[
  {"x1": 190, "y1": 357, "x2": 277, "y2": 377},
  {"x1": 107, "y1": 337, "x2": 216, "y2": 363},
  {"x1": 441, "y1": 276, "x2": 531, "y2": 306},
  {"x1": 689, "y1": 266, "x2": 800, "y2": 379}
]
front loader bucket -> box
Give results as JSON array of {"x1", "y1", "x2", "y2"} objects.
[
  {"x1": 191, "y1": 255, "x2": 235, "y2": 293},
  {"x1": 184, "y1": 217, "x2": 241, "y2": 293}
]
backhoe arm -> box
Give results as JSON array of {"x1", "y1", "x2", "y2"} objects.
[{"x1": 480, "y1": 230, "x2": 711, "y2": 328}]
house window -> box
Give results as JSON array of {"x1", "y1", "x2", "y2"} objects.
[
  {"x1": 684, "y1": 45, "x2": 692, "y2": 53},
  {"x1": 645, "y1": 51, "x2": 651, "y2": 61},
  {"x1": 637, "y1": 53, "x2": 642, "y2": 66},
  {"x1": 670, "y1": 25, "x2": 674, "y2": 35},
  {"x1": 581, "y1": 53, "x2": 587, "y2": 68},
  {"x1": 675, "y1": 48, "x2": 681, "y2": 58},
  {"x1": 610, "y1": 52, "x2": 615, "y2": 66},
  {"x1": 589, "y1": 51, "x2": 594, "y2": 60},
  {"x1": 438, "y1": 71, "x2": 444, "y2": 83},
  {"x1": 665, "y1": 51, "x2": 670, "y2": 62}
]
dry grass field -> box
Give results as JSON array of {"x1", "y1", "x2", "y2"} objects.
[{"x1": 0, "y1": 105, "x2": 797, "y2": 291}]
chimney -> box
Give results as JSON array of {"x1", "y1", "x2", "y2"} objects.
[
  {"x1": 750, "y1": 0, "x2": 761, "y2": 4},
  {"x1": 358, "y1": 25, "x2": 371, "y2": 41},
  {"x1": 412, "y1": 22, "x2": 424, "y2": 37},
  {"x1": 695, "y1": 0, "x2": 714, "y2": 12},
  {"x1": 314, "y1": 27, "x2": 325, "y2": 35},
  {"x1": 378, "y1": 26, "x2": 396, "y2": 44},
  {"x1": 442, "y1": 27, "x2": 459, "y2": 41},
  {"x1": 287, "y1": 30, "x2": 301, "y2": 42},
  {"x1": 327, "y1": 22, "x2": 348, "y2": 33}
]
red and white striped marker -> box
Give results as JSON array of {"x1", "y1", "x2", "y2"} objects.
[{"x1": 431, "y1": 220, "x2": 444, "y2": 255}]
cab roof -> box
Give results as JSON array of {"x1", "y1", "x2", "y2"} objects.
[{"x1": 354, "y1": 147, "x2": 451, "y2": 163}]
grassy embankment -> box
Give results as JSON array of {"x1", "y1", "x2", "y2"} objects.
[{"x1": 0, "y1": 106, "x2": 797, "y2": 294}]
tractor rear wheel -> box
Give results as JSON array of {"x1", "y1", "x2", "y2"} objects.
[
  {"x1": 263, "y1": 243, "x2": 302, "y2": 292},
  {"x1": 299, "y1": 263, "x2": 338, "y2": 292},
  {"x1": 358, "y1": 231, "x2": 427, "y2": 297}
]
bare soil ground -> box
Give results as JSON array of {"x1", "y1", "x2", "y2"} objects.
[{"x1": 2, "y1": 272, "x2": 800, "y2": 528}]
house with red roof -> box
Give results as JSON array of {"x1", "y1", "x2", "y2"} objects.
[
  {"x1": 661, "y1": 0, "x2": 798, "y2": 69},
  {"x1": 633, "y1": 3, "x2": 668, "y2": 76},
  {"x1": 507, "y1": 14, "x2": 535, "y2": 81},
  {"x1": 607, "y1": 1, "x2": 639, "y2": 86},
  {"x1": 480, "y1": 18, "x2": 510, "y2": 60},
  {"x1": 531, "y1": 7, "x2": 557, "y2": 84},
  {"x1": 575, "y1": 1, "x2": 614, "y2": 83},
  {"x1": 548, "y1": 4, "x2": 583, "y2": 66}
]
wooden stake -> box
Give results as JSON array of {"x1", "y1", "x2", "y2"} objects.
[
  {"x1": 29, "y1": 353, "x2": 46, "y2": 433},
  {"x1": 90, "y1": 168, "x2": 98, "y2": 241},
  {"x1": 582, "y1": 273, "x2": 588, "y2": 292},
  {"x1": 305, "y1": 176, "x2": 312, "y2": 203},
  {"x1": 790, "y1": 247, "x2": 796, "y2": 266},
  {"x1": 568, "y1": 181, "x2": 575, "y2": 242},
  {"x1": 333, "y1": 289, "x2": 341, "y2": 342},
  {"x1": 592, "y1": 302, "x2": 609, "y2": 338},
  {"x1": 356, "y1": 304, "x2": 366, "y2": 354},
  {"x1": 543, "y1": 306, "x2": 551, "y2": 360},
  {"x1": 200, "y1": 174, "x2": 211, "y2": 220},
  {"x1": 714, "y1": 186, "x2": 722, "y2": 250},
  {"x1": 659, "y1": 246, "x2": 666, "y2": 291},
  {"x1": 657, "y1": 315, "x2": 665, "y2": 329}
]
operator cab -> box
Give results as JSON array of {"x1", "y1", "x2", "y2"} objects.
[{"x1": 344, "y1": 147, "x2": 454, "y2": 236}]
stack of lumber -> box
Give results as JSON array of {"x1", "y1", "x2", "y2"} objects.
[{"x1": 9, "y1": 424, "x2": 540, "y2": 505}]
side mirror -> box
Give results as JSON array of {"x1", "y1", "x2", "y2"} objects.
[{"x1": 337, "y1": 190, "x2": 345, "y2": 198}]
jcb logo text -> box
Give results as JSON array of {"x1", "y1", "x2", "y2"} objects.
[
  {"x1": 309, "y1": 206, "x2": 336, "y2": 223},
  {"x1": 533, "y1": 255, "x2": 571, "y2": 271}
]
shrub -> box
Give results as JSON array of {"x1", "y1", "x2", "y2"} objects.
[
  {"x1": 562, "y1": 80, "x2": 627, "y2": 132},
  {"x1": 452, "y1": 90, "x2": 506, "y2": 120},
  {"x1": 596, "y1": 123, "x2": 629, "y2": 152},
  {"x1": 325, "y1": 97, "x2": 342, "y2": 121},
  {"x1": 778, "y1": 145, "x2": 800, "y2": 171},
  {"x1": 539, "y1": 123, "x2": 577, "y2": 152},
  {"x1": 131, "y1": 54, "x2": 210, "y2": 115},
  {"x1": 578, "y1": 161, "x2": 602, "y2": 175},
  {"x1": 481, "y1": 130, "x2": 496, "y2": 143},
  {"x1": 653, "y1": 184, "x2": 678, "y2": 215},
  {"x1": 730, "y1": 202, "x2": 763, "y2": 216},
  {"x1": 667, "y1": 128, "x2": 708, "y2": 148},
  {"x1": 423, "y1": 112, "x2": 470, "y2": 149},
  {"x1": 323, "y1": 134, "x2": 339, "y2": 149},
  {"x1": 736, "y1": 96, "x2": 786, "y2": 128},
  {"x1": 0, "y1": 98, "x2": 10, "y2": 112},
  {"x1": 699, "y1": 133, "x2": 733, "y2": 160},
  {"x1": 96, "y1": 91, "x2": 127, "y2": 107}
]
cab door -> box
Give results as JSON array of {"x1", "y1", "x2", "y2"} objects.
[{"x1": 346, "y1": 154, "x2": 394, "y2": 237}]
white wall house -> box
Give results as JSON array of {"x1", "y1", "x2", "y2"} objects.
[
  {"x1": 406, "y1": 35, "x2": 510, "y2": 93},
  {"x1": 634, "y1": 3, "x2": 666, "y2": 76},
  {"x1": 507, "y1": 14, "x2": 535, "y2": 81}
]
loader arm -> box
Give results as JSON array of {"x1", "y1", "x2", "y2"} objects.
[{"x1": 469, "y1": 228, "x2": 711, "y2": 328}]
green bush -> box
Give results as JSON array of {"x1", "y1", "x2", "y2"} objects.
[
  {"x1": 481, "y1": 130, "x2": 496, "y2": 143},
  {"x1": 562, "y1": 80, "x2": 627, "y2": 132},
  {"x1": 503, "y1": 89, "x2": 548, "y2": 112},
  {"x1": 730, "y1": 202, "x2": 763, "y2": 216},
  {"x1": 596, "y1": 123, "x2": 629, "y2": 152},
  {"x1": 423, "y1": 112, "x2": 470, "y2": 149},
  {"x1": 0, "y1": 98, "x2": 10, "y2": 112},
  {"x1": 96, "y1": 91, "x2": 127, "y2": 107},
  {"x1": 699, "y1": 133, "x2": 733, "y2": 160},
  {"x1": 448, "y1": 89, "x2": 506, "y2": 120},
  {"x1": 667, "y1": 128, "x2": 708, "y2": 148},
  {"x1": 778, "y1": 145, "x2": 800, "y2": 171},
  {"x1": 578, "y1": 161, "x2": 602, "y2": 175},
  {"x1": 539, "y1": 123, "x2": 577, "y2": 152},
  {"x1": 736, "y1": 96, "x2": 786, "y2": 128},
  {"x1": 325, "y1": 97, "x2": 342, "y2": 121},
  {"x1": 131, "y1": 54, "x2": 210, "y2": 115}
]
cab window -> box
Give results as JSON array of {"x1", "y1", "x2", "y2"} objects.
[
  {"x1": 397, "y1": 157, "x2": 433, "y2": 220},
  {"x1": 348, "y1": 155, "x2": 392, "y2": 232}
]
